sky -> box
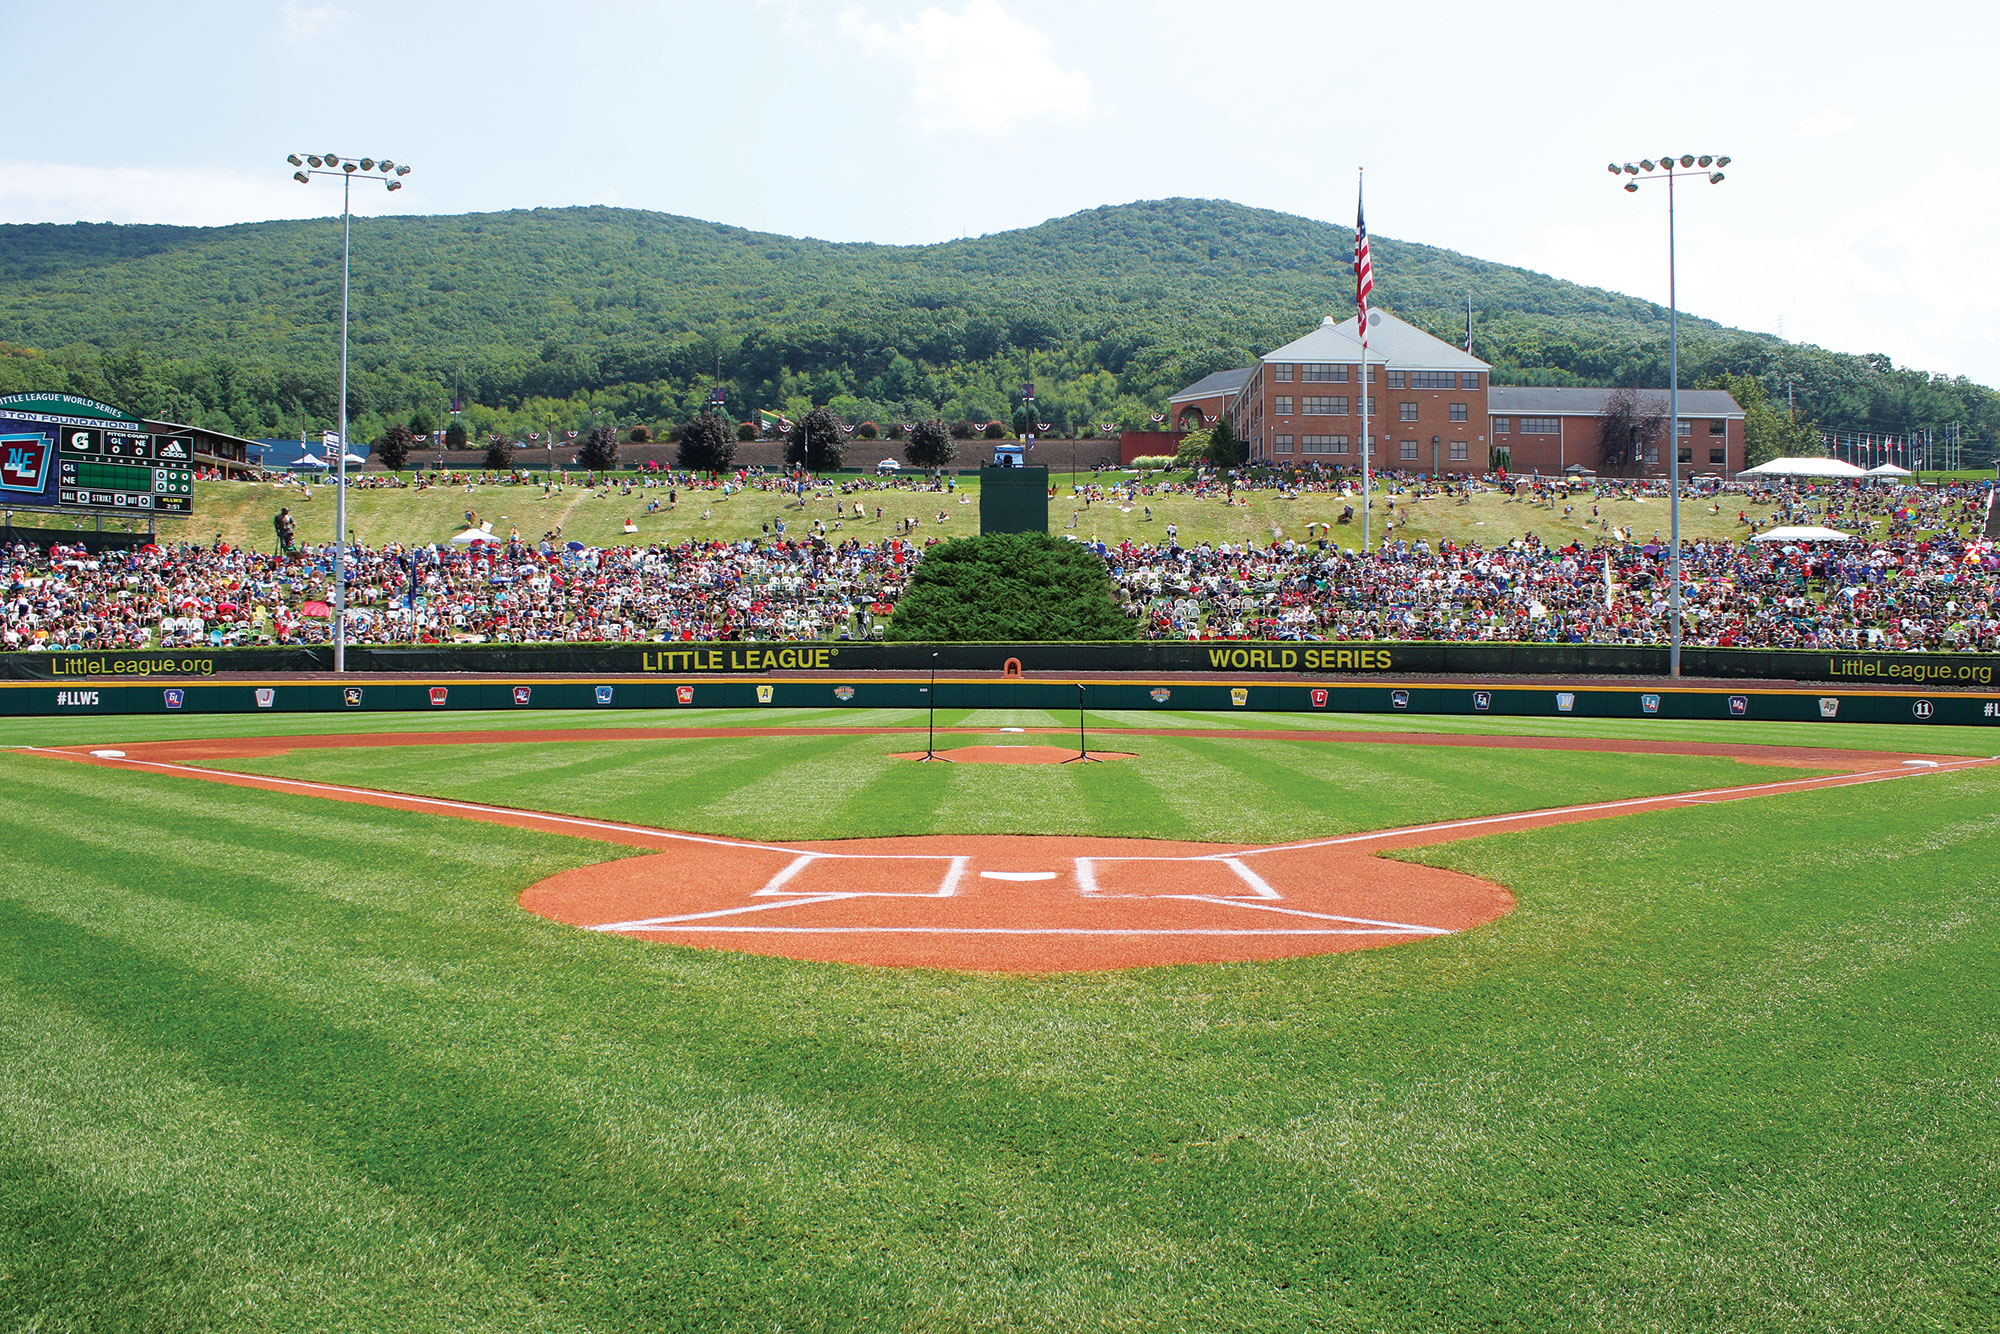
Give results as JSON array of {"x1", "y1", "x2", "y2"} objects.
[{"x1": 4, "y1": 0, "x2": 1996, "y2": 390}]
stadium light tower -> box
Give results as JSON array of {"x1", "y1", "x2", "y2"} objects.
[
  {"x1": 287, "y1": 152, "x2": 412, "y2": 671},
  {"x1": 1609, "y1": 153, "x2": 1728, "y2": 680}
]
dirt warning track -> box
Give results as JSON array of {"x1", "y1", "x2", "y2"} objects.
[{"x1": 27, "y1": 732, "x2": 1995, "y2": 972}]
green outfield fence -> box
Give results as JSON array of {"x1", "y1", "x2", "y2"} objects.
[
  {"x1": 5, "y1": 640, "x2": 1996, "y2": 687},
  {"x1": 7, "y1": 673, "x2": 2000, "y2": 726}
]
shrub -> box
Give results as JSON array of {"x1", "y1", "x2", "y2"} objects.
[
  {"x1": 1129, "y1": 455, "x2": 1176, "y2": 469},
  {"x1": 628, "y1": 426, "x2": 651, "y2": 444},
  {"x1": 982, "y1": 422, "x2": 1007, "y2": 440},
  {"x1": 736, "y1": 421, "x2": 757, "y2": 441},
  {"x1": 949, "y1": 420, "x2": 976, "y2": 440},
  {"x1": 886, "y1": 532, "x2": 1138, "y2": 642},
  {"x1": 856, "y1": 421, "x2": 879, "y2": 440}
]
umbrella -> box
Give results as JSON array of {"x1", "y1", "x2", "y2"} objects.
[
  {"x1": 300, "y1": 600, "x2": 332, "y2": 618},
  {"x1": 1751, "y1": 525, "x2": 1853, "y2": 543}
]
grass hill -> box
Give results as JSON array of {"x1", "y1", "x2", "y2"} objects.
[{"x1": 0, "y1": 199, "x2": 1991, "y2": 459}]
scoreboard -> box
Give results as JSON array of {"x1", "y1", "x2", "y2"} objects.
[
  {"x1": 57, "y1": 427, "x2": 194, "y2": 514},
  {"x1": 0, "y1": 394, "x2": 196, "y2": 520}
]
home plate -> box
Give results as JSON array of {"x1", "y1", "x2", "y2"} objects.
[{"x1": 981, "y1": 870, "x2": 1058, "y2": 881}]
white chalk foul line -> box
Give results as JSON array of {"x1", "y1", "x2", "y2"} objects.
[{"x1": 601, "y1": 926, "x2": 1437, "y2": 937}]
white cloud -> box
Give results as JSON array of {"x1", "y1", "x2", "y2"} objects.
[
  {"x1": 840, "y1": 0, "x2": 1091, "y2": 135},
  {"x1": 280, "y1": 1, "x2": 348, "y2": 46},
  {"x1": 0, "y1": 161, "x2": 403, "y2": 227}
]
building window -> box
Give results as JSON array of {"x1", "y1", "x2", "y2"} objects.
[
  {"x1": 1398, "y1": 440, "x2": 1418, "y2": 460},
  {"x1": 1410, "y1": 371, "x2": 1456, "y2": 389},
  {"x1": 1301, "y1": 395, "x2": 1346, "y2": 416},
  {"x1": 1274, "y1": 396, "x2": 1293, "y2": 416},
  {"x1": 1679, "y1": 446, "x2": 1693, "y2": 464},
  {"x1": 1302, "y1": 363, "x2": 1346, "y2": 382},
  {"x1": 1709, "y1": 420, "x2": 1725, "y2": 435},
  {"x1": 1274, "y1": 364, "x2": 1293, "y2": 382},
  {"x1": 1385, "y1": 370, "x2": 1407, "y2": 389},
  {"x1": 1519, "y1": 416, "x2": 1559, "y2": 434},
  {"x1": 1449, "y1": 403, "x2": 1468, "y2": 422},
  {"x1": 1302, "y1": 434, "x2": 1347, "y2": 455},
  {"x1": 1492, "y1": 417, "x2": 1512, "y2": 435},
  {"x1": 1449, "y1": 440, "x2": 1469, "y2": 461},
  {"x1": 1676, "y1": 419, "x2": 1692, "y2": 436},
  {"x1": 1709, "y1": 447, "x2": 1725, "y2": 464},
  {"x1": 1399, "y1": 402, "x2": 1419, "y2": 422},
  {"x1": 1460, "y1": 372, "x2": 1481, "y2": 390},
  {"x1": 1275, "y1": 434, "x2": 1293, "y2": 454},
  {"x1": 1643, "y1": 445, "x2": 1660, "y2": 462}
]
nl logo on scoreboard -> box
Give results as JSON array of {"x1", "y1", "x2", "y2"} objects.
[{"x1": 0, "y1": 433, "x2": 53, "y2": 495}]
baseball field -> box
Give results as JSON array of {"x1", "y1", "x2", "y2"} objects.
[{"x1": 3, "y1": 705, "x2": 1997, "y2": 1330}]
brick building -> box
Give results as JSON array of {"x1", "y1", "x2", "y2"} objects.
[
  {"x1": 1487, "y1": 387, "x2": 1744, "y2": 478},
  {"x1": 1223, "y1": 312, "x2": 1490, "y2": 474},
  {"x1": 1178, "y1": 310, "x2": 1745, "y2": 478}
]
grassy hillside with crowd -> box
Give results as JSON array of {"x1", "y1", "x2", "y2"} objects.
[{"x1": 0, "y1": 199, "x2": 1992, "y2": 465}]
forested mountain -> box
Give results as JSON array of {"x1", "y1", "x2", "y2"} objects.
[{"x1": 0, "y1": 198, "x2": 1990, "y2": 460}]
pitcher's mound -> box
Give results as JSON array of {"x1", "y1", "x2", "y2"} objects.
[{"x1": 888, "y1": 745, "x2": 1135, "y2": 765}]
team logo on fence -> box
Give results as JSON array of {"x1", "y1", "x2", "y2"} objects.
[
  {"x1": 513, "y1": 686, "x2": 532, "y2": 706},
  {"x1": 255, "y1": 688, "x2": 275, "y2": 709},
  {"x1": 1818, "y1": 697, "x2": 1840, "y2": 718},
  {"x1": 1912, "y1": 699, "x2": 1934, "y2": 719},
  {"x1": 676, "y1": 685, "x2": 694, "y2": 705},
  {"x1": 1640, "y1": 694, "x2": 1661, "y2": 714},
  {"x1": 1391, "y1": 690, "x2": 1410, "y2": 710},
  {"x1": 1150, "y1": 687, "x2": 1172, "y2": 703},
  {"x1": 834, "y1": 686, "x2": 855, "y2": 702},
  {"x1": 162, "y1": 688, "x2": 185, "y2": 709},
  {"x1": 343, "y1": 687, "x2": 364, "y2": 708},
  {"x1": 1728, "y1": 695, "x2": 1749, "y2": 716},
  {"x1": 429, "y1": 687, "x2": 449, "y2": 707},
  {"x1": 756, "y1": 684, "x2": 775, "y2": 704},
  {"x1": 595, "y1": 685, "x2": 615, "y2": 705},
  {"x1": 1472, "y1": 691, "x2": 1491, "y2": 711},
  {"x1": 1556, "y1": 692, "x2": 1575, "y2": 712},
  {"x1": 1230, "y1": 687, "x2": 1249, "y2": 707},
  {"x1": 1310, "y1": 688, "x2": 1328, "y2": 708}
]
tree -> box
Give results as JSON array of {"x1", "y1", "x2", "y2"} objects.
[
  {"x1": 906, "y1": 418, "x2": 956, "y2": 471},
  {"x1": 443, "y1": 420, "x2": 468, "y2": 450},
  {"x1": 374, "y1": 422, "x2": 413, "y2": 471},
  {"x1": 786, "y1": 406, "x2": 846, "y2": 472},
  {"x1": 982, "y1": 421, "x2": 1007, "y2": 440},
  {"x1": 1174, "y1": 427, "x2": 1210, "y2": 467},
  {"x1": 677, "y1": 412, "x2": 736, "y2": 474},
  {"x1": 949, "y1": 420, "x2": 977, "y2": 440},
  {"x1": 1204, "y1": 418, "x2": 1244, "y2": 468},
  {"x1": 578, "y1": 424, "x2": 620, "y2": 470},
  {"x1": 484, "y1": 437, "x2": 514, "y2": 470},
  {"x1": 1596, "y1": 388, "x2": 1667, "y2": 473},
  {"x1": 736, "y1": 420, "x2": 757, "y2": 441},
  {"x1": 407, "y1": 408, "x2": 435, "y2": 439},
  {"x1": 1705, "y1": 372, "x2": 1818, "y2": 467},
  {"x1": 884, "y1": 532, "x2": 1138, "y2": 641}
]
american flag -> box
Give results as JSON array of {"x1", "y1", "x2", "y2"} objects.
[{"x1": 1354, "y1": 183, "x2": 1374, "y2": 350}]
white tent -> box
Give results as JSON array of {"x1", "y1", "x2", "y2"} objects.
[
  {"x1": 292, "y1": 453, "x2": 329, "y2": 470},
  {"x1": 449, "y1": 522, "x2": 497, "y2": 544},
  {"x1": 1751, "y1": 525, "x2": 1853, "y2": 544},
  {"x1": 1864, "y1": 464, "x2": 1913, "y2": 478},
  {"x1": 1738, "y1": 456, "x2": 1869, "y2": 479}
]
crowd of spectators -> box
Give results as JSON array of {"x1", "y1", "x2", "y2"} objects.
[{"x1": 3, "y1": 474, "x2": 1993, "y2": 655}]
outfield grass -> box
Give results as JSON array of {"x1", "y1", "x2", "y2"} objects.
[
  {"x1": 204, "y1": 731, "x2": 1789, "y2": 843},
  {"x1": 1, "y1": 733, "x2": 1995, "y2": 1331}
]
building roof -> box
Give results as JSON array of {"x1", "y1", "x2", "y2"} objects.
[
  {"x1": 1489, "y1": 386, "x2": 1744, "y2": 417},
  {"x1": 1168, "y1": 367, "x2": 1256, "y2": 403},
  {"x1": 1263, "y1": 311, "x2": 1489, "y2": 372}
]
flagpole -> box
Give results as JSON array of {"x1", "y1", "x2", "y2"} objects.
[{"x1": 1357, "y1": 168, "x2": 1372, "y2": 552}]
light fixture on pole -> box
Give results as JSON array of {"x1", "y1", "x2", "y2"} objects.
[
  {"x1": 288, "y1": 152, "x2": 412, "y2": 672},
  {"x1": 1609, "y1": 153, "x2": 1728, "y2": 680}
]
